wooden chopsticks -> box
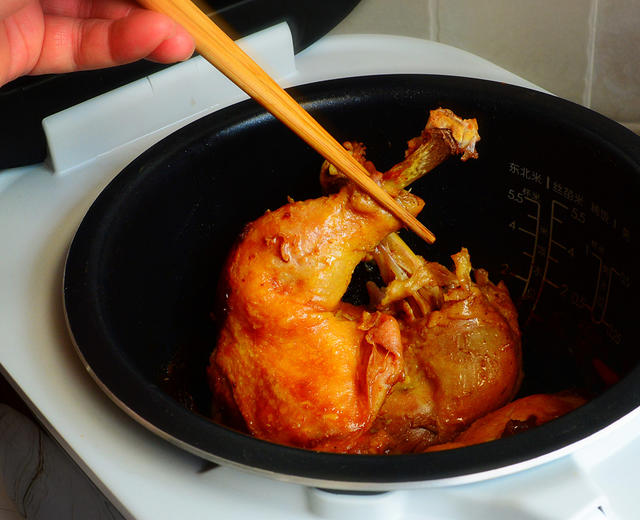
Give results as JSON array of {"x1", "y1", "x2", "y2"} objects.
[{"x1": 137, "y1": 0, "x2": 436, "y2": 243}]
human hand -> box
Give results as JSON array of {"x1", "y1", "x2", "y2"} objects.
[{"x1": 0, "y1": 0, "x2": 195, "y2": 87}]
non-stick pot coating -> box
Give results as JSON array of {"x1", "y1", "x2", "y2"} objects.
[{"x1": 64, "y1": 75, "x2": 640, "y2": 488}]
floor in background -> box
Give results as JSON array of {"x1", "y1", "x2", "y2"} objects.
[
  {"x1": 0, "y1": 375, "x2": 27, "y2": 520},
  {"x1": 0, "y1": 374, "x2": 126, "y2": 520}
]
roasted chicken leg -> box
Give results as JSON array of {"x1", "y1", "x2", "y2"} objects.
[{"x1": 208, "y1": 109, "x2": 523, "y2": 453}]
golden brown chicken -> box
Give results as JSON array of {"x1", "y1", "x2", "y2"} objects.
[
  {"x1": 426, "y1": 393, "x2": 587, "y2": 451},
  {"x1": 323, "y1": 117, "x2": 520, "y2": 453},
  {"x1": 313, "y1": 237, "x2": 522, "y2": 453},
  {"x1": 209, "y1": 184, "x2": 418, "y2": 448},
  {"x1": 208, "y1": 109, "x2": 522, "y2": 453}
]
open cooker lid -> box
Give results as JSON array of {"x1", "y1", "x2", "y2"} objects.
[{"x1": 0, "y1": 0, "x2": 360, "y2": 170}]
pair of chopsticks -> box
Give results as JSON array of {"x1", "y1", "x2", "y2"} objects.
[{"x1": 137, "y1": 0, "x2": 435, "y2": 244}]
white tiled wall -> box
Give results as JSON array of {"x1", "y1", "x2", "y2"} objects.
[
  {"x1": 330, "y1": 0, "x2": 640, "y2": 132},
  {"x1": 590, "y1": 0, "x2": 640, "y2": 127}
]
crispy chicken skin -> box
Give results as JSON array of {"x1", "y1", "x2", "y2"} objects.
[
  {"x1": 314, "y1": 247, "x2": 523, "y2": 453},
  {"x1": 377, "y1": 250, "x2": 522, "y2": 452},
  {"x1": 207, "y1": 109, "x2": 555, "y2": 453},
  {"x1": 210, "y1": 185, "x2": 423, "y2": 448}
]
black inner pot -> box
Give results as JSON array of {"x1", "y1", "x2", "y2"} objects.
[{"x1": 64, "y1": 74, "x2": 640, "y2": 487}]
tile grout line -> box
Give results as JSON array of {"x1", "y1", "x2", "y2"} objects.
[
  {"x1": 583, "y1": 0, "x2": 599, "y2": 108},
  {"x1": 427, "y1": 0, "x2": 440, "y2": 41}
]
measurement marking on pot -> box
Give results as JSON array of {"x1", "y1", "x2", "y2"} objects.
[
  {"x1": 519, "y1": 227, "x2": 536, "y2": 237},
  {"x1": 509, "y1": 194, "x2": 583, "y2": 310},
  {"x1": 545, "y1": 279, "x2": 559, "y2": 289},
  {"x1": 506, "y1": 181, "x2": 628, "y2": 344},
  {"x1": 582, "y1": 252, "x2": 613, "y2": 326},
  {"x1": 515, "y1": 196, "x2": 542, "y2": 297},
  {"x1": 531, "y1": 200, "x2": 568, "y2": 314}
]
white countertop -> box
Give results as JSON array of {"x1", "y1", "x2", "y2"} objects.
[{"x1": 1, "y1": 26, "x2": 638, "y2": 520}]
